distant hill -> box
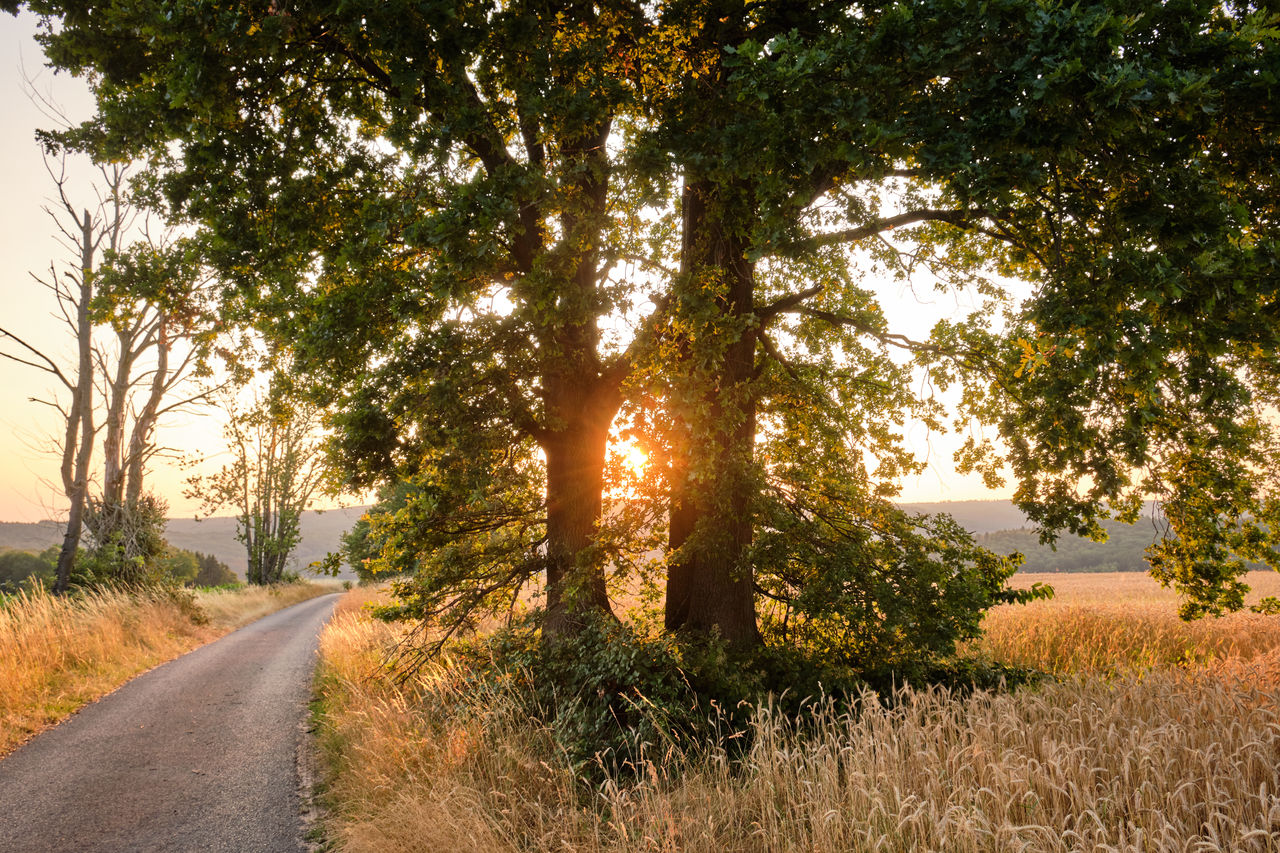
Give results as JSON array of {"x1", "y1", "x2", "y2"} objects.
[
  {"x1": 896, "y1": 501, "x2": 1182, "y2": 573},
  {"x1": 0, "y1": 507, "x2": 369, "y2": 581},
  {"x1": 0, "y1": 520, "x2": 65, "y2": 552},
  {"x1": 977, "y1": 521, "x2": 1162, "y2": 572},
  {"x1": 1, "y1": 499, "x2": 1208, "y2": 577},
  {"x1": 898, "y1": 501, "x2": 1032, "y2": 534},
  {"x1": 978, "y1": 520, "x2": 1272, "y2": 574}
]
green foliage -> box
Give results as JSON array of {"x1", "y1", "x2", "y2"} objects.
[
  {"x1": 150, "y1": 547, "x2": 240, "y2": 588},
  {"x1": 923, "y1": 1, "x2": 1280, "y2": 613},
  {"x1": 81, "y1": 494, "x2": 170, "y2": 586},
  {"x1": 154, "y1": 584, "x2": 209, "y2": 626},
  {"x1": 90, "y1": 498, "x2": 168, "y2": 582},
  {"x1": 154, "y1": 548, "x2": 199, "y2": 586},
  {"x1": 0, "y1": 547, "x2": 57, "y2": 594},
  {"x1": 439, "y1": 616, "x2": 779, "y2": 774},
  {"x1": 190, "y1": 551, "x2": 239, "y2": 587},
  {"x1": 1251, "y1": 597, "x2": 1280, "y2": 616},
  {"x1": 436, "y1": 612, "x2": 1043, "y2": 776},
  {"x1": 755, "y1": 502, "x2": 1046, "y2": 678},
  {"x1": 362, "y1": 454, "x2": 550, "y2": 648},
  {"x1": 466, "y1": 617, "x2": 694, "y2": 773},
  {"x1": 338, "y1": 480, "x2": 419, "y2": 583},
  {"x1": 26, "y1": 0, "x2": 1280, "y2": 704}
]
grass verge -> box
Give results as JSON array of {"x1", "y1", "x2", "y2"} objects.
[{"x1": 1, "y1": 581, "x2": 338, "y2": 755}]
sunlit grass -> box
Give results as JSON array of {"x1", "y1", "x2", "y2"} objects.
[
  {"x1": 314, "y1": 574, "x2": 1280, "y2": 852},
  {"x1": 0, "y1": 581, "x2": 338, "y2": 755},
  {"x1": 973, "y1": 571, "x2": 1280, "y2": 674}
]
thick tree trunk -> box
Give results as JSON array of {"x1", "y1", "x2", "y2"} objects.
[
  {"x1": 535, "y1": 115, "x2": 621, "y2": 640},
  {"x1": 664, "y1": 179, "x2": 761, "y2": 650},
  {"x1": 542, "y1": 413, "x2": 615, "y2": 638}
]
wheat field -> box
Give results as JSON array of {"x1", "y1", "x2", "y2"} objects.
[
  {"x1": 0, "y1": 581, "x2": 337, "y2": 754},
  {"x1": 313, "y1": 573, "x2": 1280, "y2": 852}
]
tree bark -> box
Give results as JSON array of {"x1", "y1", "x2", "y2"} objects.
[
  {"x1": 532, "y1": 113, "x2": 623, "y2": 639},
  {"x1": 100, "y1": 333, "x2": 135, "y2": 511},
  {"x1": 54, "y1": 210, "x2": 98, "y2": 594},
  {"x1": 124, "y1": 318, "x2": 169, "y2": 508},
  {"x1": 542, "y1": 406, "x2": 616, "y2": 637},
  {"x1": 664, "y1": 179, "x2": 762, "y2": 650}
]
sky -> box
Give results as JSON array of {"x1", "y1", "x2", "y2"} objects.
[{"x1": 0, "y1": 9, "x2": 1010, "y2": 524}]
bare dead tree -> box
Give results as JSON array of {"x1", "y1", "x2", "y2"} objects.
[
  {"x1": 2, "y1": 147, "x2": 218, "y2": 590},
  {"x1": 0, "y1": 155, "x2": 132, "y2": 591},
  {"x1": 87, "y1": 234, "x2": 218, "y2": 574}
]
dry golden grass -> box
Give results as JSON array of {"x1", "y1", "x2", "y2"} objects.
[
  {"x1": 0, "y1": 581, "x2": 337, "y2": 755},
  {"x1": 974, "y1": 571, "x2": 1280, "y2": 674},
  {"x1": 315, "y1": 576, "x2": 1280, "y2": 853}
]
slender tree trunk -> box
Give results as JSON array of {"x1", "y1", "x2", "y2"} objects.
[
  {"x1": 124, "y1": 318, "x2": 169, "y2": 508},
  {"x1": 664, "y1": 179, "x2": 761, "y2": 650},
  {"x1": 101, "y1": 336, "x2": 134, "y2": 512},
  {"x1": 87, "y1": 329, "x2": 135, "y2": 564},
  {"x1": 54, "y1": 211, "x2": 98, "y2": 594}
]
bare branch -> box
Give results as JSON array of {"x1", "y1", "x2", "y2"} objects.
[
  {"x1": 797, "y1": 306, "x2": 950, "y2": 357},
  {"x1": 758, "y1": 330, "x2": 801, "y2": 381},
  {"x1": 598, "y1": 252, "x2": 678, "y2": 280},
  {"x1": 0, "y1": 327, "x2": 74, "y2": 387}
]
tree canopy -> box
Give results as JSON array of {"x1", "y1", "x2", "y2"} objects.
[{"x1": 19, "y1": 0, "x2": 1279, "y2": 668}]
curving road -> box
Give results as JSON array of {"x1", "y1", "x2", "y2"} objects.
[{"x1": 0, "y1": 593, "x2": 340, "y2": 853}]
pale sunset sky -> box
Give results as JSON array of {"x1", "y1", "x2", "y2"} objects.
[{"x1": 0, "y1": 9, "x2": 1006, "y2": 525}]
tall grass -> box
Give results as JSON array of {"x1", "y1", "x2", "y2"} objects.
[
  {"x1": 314, "y1": 574, "x2": 1280, "y2": 852},
  {"x1": 974, "y1": 570, "x2": 1280, "y2": 674},
  {"x1": 0, "y1": 581, "x2": 336, "y2": 754}
]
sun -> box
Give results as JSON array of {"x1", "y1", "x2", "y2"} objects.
[{"x1": 620, "y1": 441, "x2": 649, "y2": 477}]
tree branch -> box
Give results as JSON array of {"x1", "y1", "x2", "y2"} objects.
[
  {"x1": 757, "y1": 284, "x2": 824, "y2": 320},
  {"x1": 758, "y1": 330, "x2": 800, "y2": 381},
  {"x1": 779, "y1": 208, "x2": 975, "y2": 256},
  {"x1": 0, "y1": 328, "x2": 73, "y2": 388}
]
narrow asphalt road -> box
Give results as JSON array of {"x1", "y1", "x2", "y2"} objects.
[{"x1": 0, "y1": 593, "x2": 340, "y2": 853}]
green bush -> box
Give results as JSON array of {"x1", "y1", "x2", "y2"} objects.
[
  {"x1": 0, "y1": 548, "x2": 57, "y2": 593},
  {"x1": 155, "y1": 585, "x2": 210, "y2": 626},
  {"x1": 191, "y1": 552, "x2": 240, "y2": 587},
  {"x1": 442, "y1": 616, "x2": 694, "y2": 774},
  {"x1": 754, "y1": 507, "x2": 1049, "y2": 677}
]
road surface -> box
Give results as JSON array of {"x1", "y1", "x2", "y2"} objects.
[{"x1": 0, "y1": 593, "x2": 340, "y2": 853}]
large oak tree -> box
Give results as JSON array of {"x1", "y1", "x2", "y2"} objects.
[
  {"x1": 30, "y1": 0, "x2": 672, "y2": 635},
  {"x1": 638, "y1": 0, "x2": 1280, "y2": 646}
]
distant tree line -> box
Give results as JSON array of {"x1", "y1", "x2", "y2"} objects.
[
  {"x1": 982, "y1": 523, "x2": 1272, "y2": 575},
  {"x1": 0, "y1": 546, "x2": 237, "y2": 595}
]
